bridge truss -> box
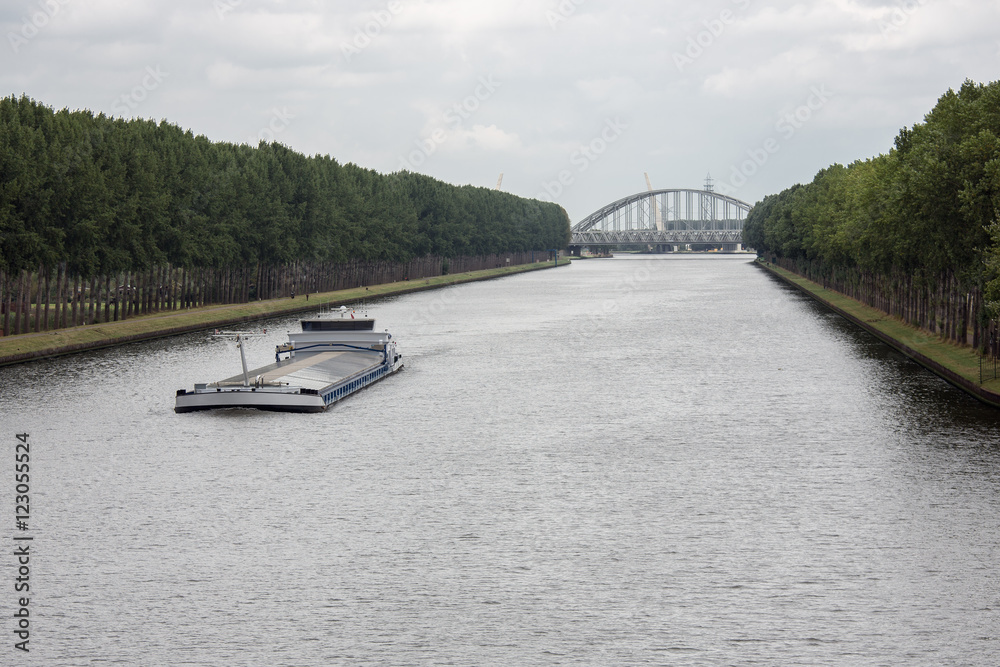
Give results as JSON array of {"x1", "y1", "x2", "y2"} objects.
[{"x1": 570, "y1": 189, "x2": 752, "y2": 247}]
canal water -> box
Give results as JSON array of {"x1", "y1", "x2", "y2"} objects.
[{"x1": 2, "y1": 255, "x2": 999, "y2": 665}]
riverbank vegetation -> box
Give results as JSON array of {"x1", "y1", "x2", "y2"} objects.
[
  {"x1": 0, "y1": 95, "x2": 570, "y2": 335},
  {"x1": 0, "y1": 260, "x2": 564, "y2": 365},
  {"x1": 743, "y1": 79, "x2": 1000, "y2": 355}
]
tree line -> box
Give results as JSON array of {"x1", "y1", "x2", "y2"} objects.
[
  {"x1": 0, "y1": 94, "x2": 570, "y2": 275},
  {"x1": 0, "y1": 95, "x2": 570, "y2": 335},
  {"x1": 743, "y1": 79, "x2": 1000, "y2": 354},
  {"x1": 0, "y1": 252, "x2": 551, "y2": 337}
]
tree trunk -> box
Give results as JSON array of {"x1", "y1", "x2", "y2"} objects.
[
  {"x1": 33, "y1": 265, "x2": 42, "y2": 332},
  {"x1": 2, "y1": 271, "x2": 9, "y2": 336},
  {"x1": 103, "y1": 275, "x2": 110, "y2": 323},
  {"x1": 87, "y1": 275, "x2": 95, "y2": 324},
  {"x1": 43, "y1": 267, "x2": 51, "y2": 331},
  {"x1": 13, "y1": 271, "x2": 24, "y2": 335},
  {"x1": 113, "y1": 273, "x2": 120, "y2": 322},
  {"x1": 60, "y1": 264, "x2": 69, "y2": 329},
  {"x1": 71, "y1": 274, "x2": 79, "y2": 326}
]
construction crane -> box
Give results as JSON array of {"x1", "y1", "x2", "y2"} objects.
[{"x1": 644, "y1": 172, "x2": 664, "y2": 231}]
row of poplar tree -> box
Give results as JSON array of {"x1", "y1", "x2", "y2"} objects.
[
  {"x1": 0, "y1": 95, "x2": 571, "y2": 335},
  {"x1": 743, "y1": 79, "x2": 1000, "y2": 355}
]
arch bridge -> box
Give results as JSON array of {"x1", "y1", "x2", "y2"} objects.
[{"x1": 570, "y1": 188, "x2": 751, "y2": 251}]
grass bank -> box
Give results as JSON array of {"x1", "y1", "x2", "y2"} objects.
[
  {"x1": 0, "y1": 260, "x2": 568, "y2": 366},
  {"x1": 757, "y1": 259, "x2": 1000, "y2": 407}
]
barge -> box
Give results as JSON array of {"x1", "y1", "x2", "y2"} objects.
[{"x1": 175, "y1": 310, "x2": 402, "y2": 413}]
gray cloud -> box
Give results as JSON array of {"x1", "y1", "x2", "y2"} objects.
[{"x1": 2, "y1": 0, "x2": 996, "y2": 222}]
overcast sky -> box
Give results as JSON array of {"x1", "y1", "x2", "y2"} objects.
[{"x1": 3, "y1": 0, "x2": 999, "y2": 223}]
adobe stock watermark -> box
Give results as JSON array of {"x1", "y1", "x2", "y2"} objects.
[
  {"x1": 110, "y1": 66, "x2": 169, "y2": 117},
  {"x1": 877, "y1": 0, "x2": 930, "y2": 39},
  {"x1": 546, "y1": 0, "x2": 586, "y2": 30},
  {"x1": 247, "y1": 107, "x2": 295, "y2": 145},
  {"x1": 673, "y1": 0, "x2": 751, "y2": 72},
  {"x1": 716, "y1": 85, "x2": 834, "y2": 196},
  {"x1": 7, "y1": 0, "x2": 71, "y2": 54},
  {"x1": 547, "y1": 258, "x2": 659, "y2": 363},
  {"x1": 397, "y1": 75, "x2": 501, "y2": 171},
  {"x1": 589, "y1": 259, "x2": 657, "y2": 325},
  {"x1": 341, "y1": 0, "x2": 402, "y2": 62},
  {"x1": 54, "y1": 128, "x2": 103, "y2": 181},
  {"x1": 405, "y1": 287, "x2": 462, "y2": 335},
  {"x1": 214, "y1": 0, "x2": 243, "y2": 21},
  {"x1": 535, "y1": 117, "x2": 628, "y2": 202}
]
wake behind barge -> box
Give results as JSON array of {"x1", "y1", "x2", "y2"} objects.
[{"x1": 175, "y1": 313, "x2": 402, "y2": 413}]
